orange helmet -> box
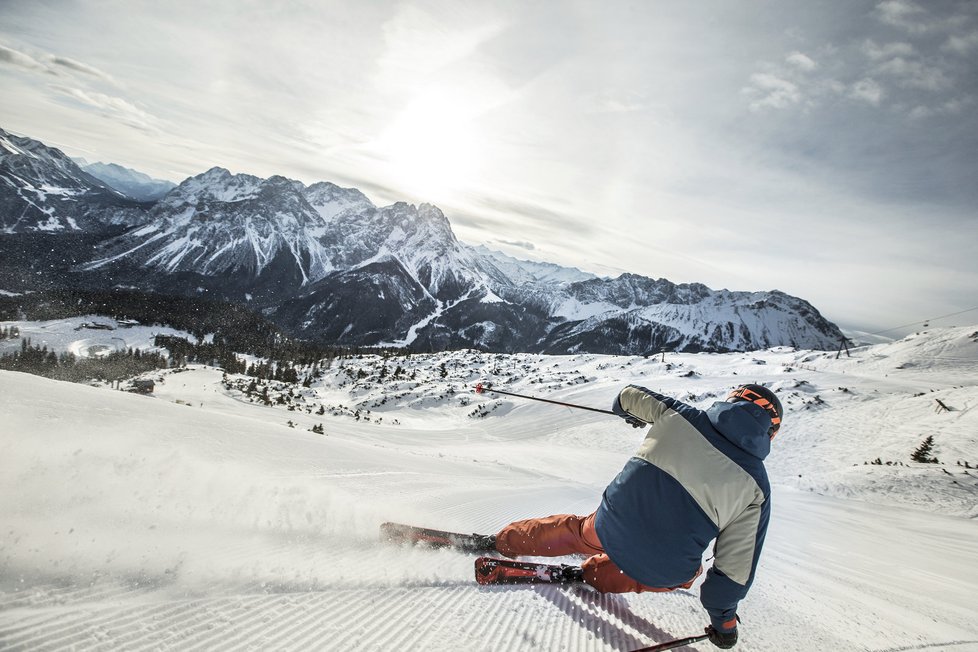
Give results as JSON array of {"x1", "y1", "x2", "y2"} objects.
[{"x1": 727, "y1": 384, "x2": 783, "y2": 439}]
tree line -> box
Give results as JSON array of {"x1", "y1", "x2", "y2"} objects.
[
  {"x1": 0, "y1": 288, "x2": 415, "y2": 386},
  {"x1": 0, "y1": 289, "x2": 283, "y2": 354},
  {"x1": 0, "y1": 288, "x2": 411, "y2": 362},
  {"x1": 0, "y1": 337, "x2": 169, "y2": 383}
]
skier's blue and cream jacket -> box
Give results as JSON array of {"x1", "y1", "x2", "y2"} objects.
[{"x1": 595, "y1": 385, "x2": 772, "y2": 632}]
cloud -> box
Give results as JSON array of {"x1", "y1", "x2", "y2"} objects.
[
  {"x1": 494, "y1": 239, "x2": 535, "y2": 251},
  {"x1": 874, "y1": 0, "x2": 926, "y2": 30},
  {"x1": 943, "y1": 31, "x2": 978, "y2": 55},
  {"x1": 1, "y1": 40, "x2": 155, "y2": 136},
  {"x1": 752, "y1": 29, "x2": 964, "y2": 117},
  {"x1": 51, "y1": 85, "x2": 160, "y2": 133},
  {"x1": 743, "y1": 73, "x2": 802, "y2": 111},
  {"x1": 874, "y1": 57, "x2": 951, "y2": 91},
  {"x1": 0, "y1": 43, "x2": 47, "y2": 72},
  {"x1": 858, "y1": 37, "x2": 954, "y2": 99},
  {"x1": 819, "y1": 79, "x2": 848, "y2": 96},
  {"x1": 862, "y1": 40, "x2": 916, "y2": 61},
  {"x1": 0, "y1": 41, "x2": 117, "y2": 84},
  {"x1": 49, "y1": 56, "x2": 116, "y2": 83},
  {"x1": 873, "y1": 0, "x2": 969, "y2": 34},
  {"x1": 850, "y1": 78, "x2": 885, "y2": 105},
  {"x1": 786, "y1": 51, "x2": 817, "y2": 71},
  {"x1": 472, "y1": 195, "x2": 583, "y2": 232},
  {"x1": 908, "y1": 96, "x2": 973, "y2": 119}
]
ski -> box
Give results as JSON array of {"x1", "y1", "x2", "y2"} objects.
[
  {"x1": 474, "y1": 556, "x2": 584, "y2": 585},
  {"x1": 381, "y1": 524, "x2": 585, "y2": 585},
  {"x1": 380, "y1": 522, "x2": 496, "y2": 553}
]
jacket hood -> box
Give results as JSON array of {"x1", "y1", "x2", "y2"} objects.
[{"x1": 706, "y1": 401, "x2": 772, "y2": 459}]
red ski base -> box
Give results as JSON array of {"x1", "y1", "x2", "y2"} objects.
[{"x1": 474, "y1": 556, "x2": 584, "y2": 585}]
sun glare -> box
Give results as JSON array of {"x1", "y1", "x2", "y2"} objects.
[{"x1": 379, "y1": 91, "x2": 482, "y2": 200}]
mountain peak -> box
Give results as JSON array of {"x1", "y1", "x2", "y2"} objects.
[
  {"x1": 470, "y1": 245, "x2": 597, "y2": 286},
  {"x1": 198, "y1": 166, "x2": 234, "y2": 180},
  {"x1": 79, "y1": 160, "x2": 177, "y2": 202},
  {"x1": 171, "y1": 168, "x2": 265, "y2": 206},
  {"x1": 304, "y1": 181, "x2": 374, "y2": 222}
]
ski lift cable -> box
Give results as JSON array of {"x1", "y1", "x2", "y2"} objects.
[{"x1": 864, "y1": 305, "x2": 978, "y2": 337}]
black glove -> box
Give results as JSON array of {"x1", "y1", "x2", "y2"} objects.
[
  {"x1": 706, "y1": 625, "x2": 738, "y2": 649},
  {"x1": 612, "y1": 394, "x2": 646, "y2": 428}
]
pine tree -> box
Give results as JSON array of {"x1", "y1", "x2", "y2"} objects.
[
  {"x1": 281, "y1": 366, "x2": 298, "y2": 384},
  {"x1": 911, "y1": 435, "x2": 939, "y2": 464}
]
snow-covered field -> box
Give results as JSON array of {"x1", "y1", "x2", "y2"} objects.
[
  {"x1": 0, "y1": 316, "x2": 207, "y2": 359},
  {"x1": 2, "y1": 324, "x2": 977, "y2": 651}
]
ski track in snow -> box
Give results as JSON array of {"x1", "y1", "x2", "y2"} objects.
[
  {"x1": 0, "y1": 586, "x2": 700, "y2": 652},
  {"x1": 2, "y1": 325, "x2": 978, "y2": 651}
]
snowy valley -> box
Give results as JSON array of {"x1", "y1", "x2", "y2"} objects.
[{"x1": 2, "y1": 319, "x2": 977, "y2": 651}]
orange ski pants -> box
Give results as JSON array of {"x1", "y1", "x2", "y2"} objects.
[{"x1": 495, "y1": 512, "x2": 699, "y2": 593}]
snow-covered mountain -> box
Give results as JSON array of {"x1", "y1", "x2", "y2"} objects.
[
  {"x1": 82, "y1": 168, "x2": 494, "y2": 306},
  {"x1": 1, "y1": 126, "x2": 845, "y2": 353},
  {"x1": 531, "y1": 276, "x2": 842, "y2": 353},
  {"x1": 0, "y1": 127, "x2": 150, "y2": 233},
  {"x1": 85, "y1": 168, "x2": 336, "y2": 289},
  {"x1": 467, "y1": 244, "x2": 597, "y2": 286},
  {"x1": 76, "y1": 159, "x2": 176, "y2": 202},
  {"x1": 76, "y1": 167, "x2": 842, "y2": 352}
]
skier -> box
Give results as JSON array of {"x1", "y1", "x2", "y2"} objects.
[{"x1": 489, "y1": 383, "x2": 783, "y2": 650}]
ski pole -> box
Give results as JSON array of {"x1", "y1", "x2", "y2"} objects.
[
  {"x1": 474, "y1": 382, "x2": 615, "y2": 416},
  {"x1": 631, "y1": 631, "x2": 709, "y2": 651}
]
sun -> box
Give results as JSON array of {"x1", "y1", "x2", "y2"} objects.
[{"x1": 378, "y1": 90, "x2": 483, "y2": 200}]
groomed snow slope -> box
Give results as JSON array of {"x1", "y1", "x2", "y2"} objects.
[{"x1": 2, "y1": 326, "x2": 978, "y2": 651}]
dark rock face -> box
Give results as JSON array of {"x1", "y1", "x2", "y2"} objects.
[{"x1": 269, "y1": 258, "x2": 438, "y2": 345}]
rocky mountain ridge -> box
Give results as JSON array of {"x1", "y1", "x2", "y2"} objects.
[
  {"x1": 75, "y1": 159, "x2": 177, "y2": 202},
  {"x1": 0, "y1": 127, "x2": 150, "y2": 234},
  {"x1": 0, "y1": 126, "x2": 845, "y2": 353}
]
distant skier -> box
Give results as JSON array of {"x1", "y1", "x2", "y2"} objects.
[{"x1": 490, "y1": 383, "x2": 783, "y2": 650}]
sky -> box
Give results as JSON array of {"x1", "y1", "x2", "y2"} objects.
[{"x1": 1, "y1": 0, "x2": 976, "y2": 336}]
